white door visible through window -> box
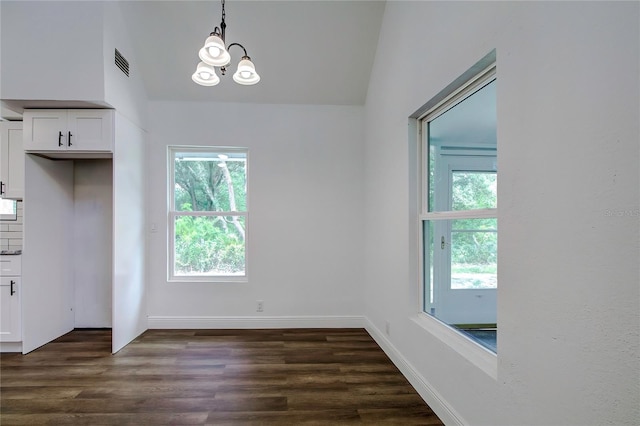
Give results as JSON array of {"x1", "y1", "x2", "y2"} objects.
[{"x1": 430, "y1": 153, "x2": 497, "y2": 325}]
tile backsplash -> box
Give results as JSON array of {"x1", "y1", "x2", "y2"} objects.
[{"x1": 0, "y1": 201, "x2": 23, "y2": 251}]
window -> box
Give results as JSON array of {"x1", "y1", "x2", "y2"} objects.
[
  {"x1": 420, "y1": 66, "x2": 497, "y2": 352},
  {"x1": 169, "y1": 147, "x2": 247, "y2": 281},
  {"x1": 0, "y1": 199, "x2": 17, "y2": 221}
]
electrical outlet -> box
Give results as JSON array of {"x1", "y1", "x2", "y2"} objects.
[
  {"x1": 256, "y1": 300, "x2": 264, "y2": 312},
  {"x1": 385, "y1": 321, "x2": 390, "y2": 336}
]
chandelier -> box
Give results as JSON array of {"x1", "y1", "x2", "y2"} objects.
[{"x1": 192, "y1": 0, "x2": 260, "y2": 86}]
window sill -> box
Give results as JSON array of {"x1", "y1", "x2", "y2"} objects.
[{"x1": 412, "y1": 313, "x2": 497, "y2": 380}]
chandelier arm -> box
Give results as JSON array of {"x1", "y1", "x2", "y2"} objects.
[{"x1": 227, "y1": 42, "x2": 248, "y2": 57}]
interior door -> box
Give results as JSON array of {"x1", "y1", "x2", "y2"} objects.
[
  {"x1": 111, "y1": 112, "x2": 148, "y2": 353},
  {"x1": 432, "y1": 154, "x2": 497, "y2": 325},
  {"x1": 22, "y1": 155, "x2": 75, "y2": 353}
]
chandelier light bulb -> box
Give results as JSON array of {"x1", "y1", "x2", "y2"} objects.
[{"x1": 208, "y1": 46, "x2": 221, "y2": 58}]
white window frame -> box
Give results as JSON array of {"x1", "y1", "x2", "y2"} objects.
[
  {"x1": 411, "y1": 55, "x2": 498, "y2": 378},
  {"x1": 168, "y1": 146, "x2": 248, "y2": 282},
  {"x1": 420, "y1": 65, "x2": 497, "y2": 297}
]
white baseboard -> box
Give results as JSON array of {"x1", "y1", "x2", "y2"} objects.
[
  {"x1": 0, "y1": 341, "x2": 22, "y2": 353},
  {"x1": 365, "y1": 318, "x2": 465, "y2": 426},
  {"x1": 147, "y1": 315, "x2": 366, "y2": 329}
]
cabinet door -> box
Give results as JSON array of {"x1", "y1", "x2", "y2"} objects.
[
  {"x1": 67, "y1": 110, "x2": 113, "y2": 152},
  {"x1": 0, "y1": 122, "x2": 24, "y2": 199},
  {"x1": 0, "y1": 277, "x2": 21, "y2": 342},
  {"x1": 23, "y1": 110, "x2": 68, "y2": 151}
]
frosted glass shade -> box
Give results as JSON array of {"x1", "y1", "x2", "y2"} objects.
[
  {"x1": 232, "y1": 58, "x2": 260, "y2": 85},
  {"x1": 192, "y1": 62, "x2": 220, "y2": 86},
  {"x1": 199, "y1": 34, "x2": 231, "y2": 67}
]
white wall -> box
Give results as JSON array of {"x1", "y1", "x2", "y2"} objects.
[
  {"x1": 102, "y1": 2, "x2": 149, "y2": 130},
  {"x1": 100, "y1": 1, "x2": 150, "y2": 351},
  {"x1": 0, "y1": 1, "x2": 2, "y2": 102},
  {"x1": 146, "y1": 102, "x2": 365, "y2": 327},
  {"x1": 0, "y1": 1, "x2": 148, "y2": 128},
  {"x1": 364, "y1": 2, "x2": 639, "y2": 425},
  {"x1": 73, "y1": 160, "x2": 113, "y2": 328},
  {"x1": 100, "y1": 3, "x2": 149, "y2": 352},
  {"x1": 0, "y1": 1, "x2": 104, "y2": 102}
]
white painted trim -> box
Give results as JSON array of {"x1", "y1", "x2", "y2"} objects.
[
  {"x1": 365, "y1": 318, "x2": 466, "y2": 426},
  {"x1": 417, "y1": 63, "x2": 496, "y2": 122},
  {"x1": 412, "y1": 313, "x2": 497, "y2": 379},
  {"x1": 420, "y1": 208, "x2": 498, "y2": 221},
  {"x1": 0, "y1": 341, "x2": 22, "y2": 353},
  {"x1": 172, "y1": 211, "x2": 248, "y2": 218},
  {"x1": 147, "y1": 315, "x2": 366, "y2": 329}
]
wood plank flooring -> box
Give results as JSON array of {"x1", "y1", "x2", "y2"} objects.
[{"x1": 1, "y1": 328, "x2": 443, "y2": 425}]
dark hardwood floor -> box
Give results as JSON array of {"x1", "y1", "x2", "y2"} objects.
[{"x1": 1, "y1": 328, "x2": 444, "y2": 425}]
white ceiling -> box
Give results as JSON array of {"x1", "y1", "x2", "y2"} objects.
[{"x1": 119, "y1": 0, "x2": 386, "y2": 105}]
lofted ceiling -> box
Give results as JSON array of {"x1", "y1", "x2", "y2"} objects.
[{"x1": 118, "y1": 0, "x2": 386, "y2": 106}]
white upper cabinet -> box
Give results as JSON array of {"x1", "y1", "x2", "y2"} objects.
[
  {"x1": 0, "y1": 122, "x2": 24, "y2": 200},
  {"x1": 24, "y1": 110, "x2": 66, "y2": 151},
  {"x1": 23, "y1": 110, "x2": 114, "y2": 154}
]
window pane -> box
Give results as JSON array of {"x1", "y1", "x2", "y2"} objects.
[
  {"x1": 424, "y1": 218, "x2": 497, "y2": 333},
  {"x1": 174, "y1": 215, "x2": 245, "y2": 276},
  {"x1": 452, "y1": 171, "x2": 496, "y2": 210},
  {"x1": 452, "y1": 217, "x2": 496, "y2": 231},
  {"x1": 174, "y1": 151, "x2": 246, "y2": 212},
  {"x1": 427, "y1": 79, "x2": 496, "y2": 212},
  {"x1": 451, "y1": 220, "x2": 497, "y2": 290},
  {"x1": 0, "y1": 199, "x2": 16, "y2": 220}
]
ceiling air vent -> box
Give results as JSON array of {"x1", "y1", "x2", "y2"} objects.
[{"x1": 115, "y1": 49, "x2": 130, "y2": 77}]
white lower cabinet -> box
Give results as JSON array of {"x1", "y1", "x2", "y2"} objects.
[{"x1": 0, "y1": 256, "x2": 21, "y2": 342}]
